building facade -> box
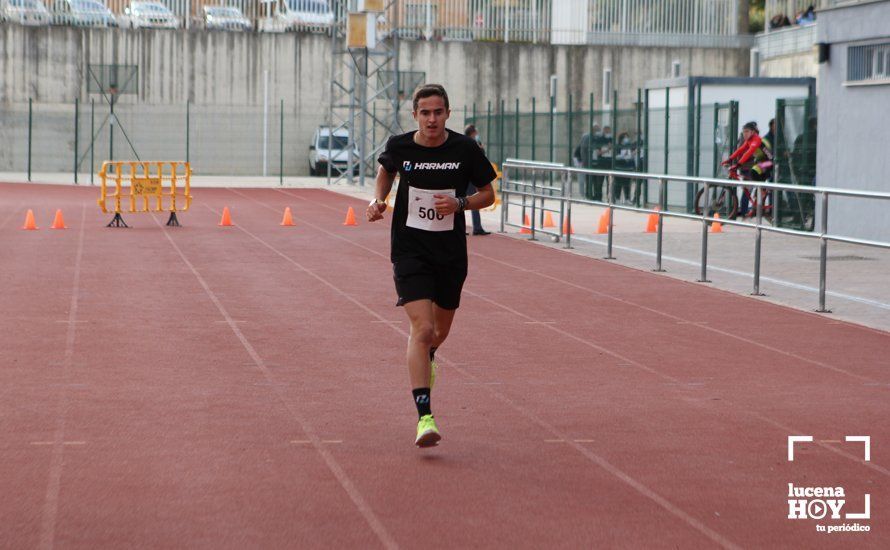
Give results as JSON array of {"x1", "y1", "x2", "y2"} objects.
[{"x1": 816, "y1": 0, "x2": 890, "y2": 241}]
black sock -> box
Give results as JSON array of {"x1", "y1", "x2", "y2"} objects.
[
  {"x1": 412, "y1": 388, "x2": 432, "y2": 418},
  {"x1": 429, "y1": 347, "x2": 438, "y2": 362}
]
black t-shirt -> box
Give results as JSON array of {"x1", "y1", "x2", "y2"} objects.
[{"x1": 378, "y1": 129, "x2": 497, "y2": 264}]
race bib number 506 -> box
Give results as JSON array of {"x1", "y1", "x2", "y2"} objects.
[{"x1": 406, "y1": 187, "x2": 455, "y2": 232}]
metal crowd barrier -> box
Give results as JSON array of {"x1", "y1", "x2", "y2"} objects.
[
  {"x1": 98, "y1": 161, "x2": 192, "y2": 227},
  {"x1": 500, "y1": 158, "x2": 890, "y2": 313}
]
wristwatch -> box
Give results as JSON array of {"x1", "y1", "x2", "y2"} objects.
[{"x1": 369, "y1": 198, "x2": 385, "y2": 208}]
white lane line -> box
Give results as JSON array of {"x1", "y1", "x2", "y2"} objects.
[
  {"x1": 162, "y1": 209, "x2": 398, "y2": 550},
  {"x1": 569, "y1": 234, "x2": 890, "y2": 312},
  {"x1": 471, "y1": 250, "x2": 883, "y2": 384},
  {"x1": 222, "y1": 191, "x2": 742, "y2": 550},
  {"x1": 39, "y1": 205, "x2": 87, "y2": 550}
]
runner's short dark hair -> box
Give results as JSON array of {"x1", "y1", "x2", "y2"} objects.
[{"x1": 413, "y1": 84, "x2": 449, "y2": 112}]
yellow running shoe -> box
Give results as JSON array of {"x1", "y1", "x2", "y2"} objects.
[
  {"x1": 430, "y1": 358, "x2": 439, "y2": 390},
  {"x1": 415, "y1": 414, "x2": 441, "y2": 448}
]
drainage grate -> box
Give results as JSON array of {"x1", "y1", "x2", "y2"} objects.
[{"x1": 801, "y1": 255, "x2": 874, "y2": 261}]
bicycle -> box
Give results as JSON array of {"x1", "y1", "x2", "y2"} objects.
[{"x1": 693, "y1": 165, "x2": 774, "y2": 222}]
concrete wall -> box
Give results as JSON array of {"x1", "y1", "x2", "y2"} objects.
[
  {"x1": 816, "y1": 1, "x2": 890, "y2": 242},
  {"x1": 0, "y1": 24, "x2": 749, "y2": 174},
  {"x1": 760, "y1": 52, "x2": 818, "y2": 78},
  {"x1": 0, "y1": 26, "x2": 330, "y2": 106},
  {"x1": 399, "y1": 38, "x2": 750, "y2": 112}
]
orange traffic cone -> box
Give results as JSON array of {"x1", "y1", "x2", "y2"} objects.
[
  {"x1": 219, "y1": 207, "x2": 233, "y2": 226},
  {"x1": 543, "y1": 211, "x2": 555, "y2": 228},
  {"x1": 645, "y1": 206, "x2": 659, "y2": 233},
  {"x1": 710, "y1": 212, "x2": 723, "y2": 233},
  {"x1": 51, "y1": 209, "x2": 67, "y2": 230},
  {"x1": 519, "y1": 214, "x2": 532, "y2": 234},
  {"x1": 562, "y1": 217, "x2": 574, "y2": 235},
  {"x1": 597, "y1": 209, "x2": 611, "y2": 234},
  {"x1": 343, "y1": 207, "x2": 358, "y2": 226},
  {"x1": 22, "y1": 209, "x2": 38, "y2": 230},
  {"x1": 281, "y1": 207, "x2": 295, "y2": 226}
]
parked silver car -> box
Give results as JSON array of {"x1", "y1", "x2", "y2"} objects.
[
  {"x1": 51, "y1": 0, "x2": 117, "y2": 27},
  {"x1": 122, "y1": 1, "x2": 179, "y2": 29},
  {"x1": 203, "y1": 5, "x2": 250, "y2": 31},
  {"x1": 2, "y1": 0, "x2": 51, "y2": 26}
]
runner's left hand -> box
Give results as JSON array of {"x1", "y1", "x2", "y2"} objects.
[{"x1": 433, "y1": 195, "x2": 459, "y2": 215}]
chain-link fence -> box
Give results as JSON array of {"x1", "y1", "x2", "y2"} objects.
[
  {"x1": 4, "y1": 91, "x2": 818, "y2": 223},
  {"x1": 1, "y1": 98, "x2": 327, "y2": 181}
]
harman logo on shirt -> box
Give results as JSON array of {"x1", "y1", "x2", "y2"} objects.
[{"x1": 402, "y1": 162, "x2": 461, "y2": 171}]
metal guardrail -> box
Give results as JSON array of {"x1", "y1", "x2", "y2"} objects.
[{"x1": 500, "y1": 158, "x2": 890, "y2": 313}]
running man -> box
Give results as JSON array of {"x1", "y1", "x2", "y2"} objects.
[{"x1": 366, "y1": 84, "x2": 496, "y2": 447}]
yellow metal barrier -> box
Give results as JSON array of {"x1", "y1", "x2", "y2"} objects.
[{"x1": 98, "y1": 161, "x2": 192, "y2": 227}]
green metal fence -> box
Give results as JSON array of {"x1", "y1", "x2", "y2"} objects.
[
  {"x1": 4, "y1": 91, "x2": 817, "y2": 220},
  {"x1": 466, "y1": 92, "x2": 646, "y2": 204},
  {"x1": 774, "y1": 96, "x2": 817, "y2": 231}
]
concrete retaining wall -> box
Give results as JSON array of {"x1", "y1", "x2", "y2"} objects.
[{"x1": 0, "y1": 24, "x2": 749, "y2": 174}]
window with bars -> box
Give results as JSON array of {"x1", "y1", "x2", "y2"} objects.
[{"x1": 847, "y1": 42, "x2": 890, "y2": 83}]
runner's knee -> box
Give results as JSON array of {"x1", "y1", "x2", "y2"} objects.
[
  {"x1": 434, "y1": 326, "x2": 450, "y2": 343},
  {"x1": 410, "y1": 323, "x2": 435, "y2": 346}
]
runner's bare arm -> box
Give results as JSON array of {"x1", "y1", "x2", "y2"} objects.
[
  {"x1": 433, "y1": 182, "x2": 495, "y2": 214},
  {"x1": 467, "y1": 183, "x2": 495, "y2": 210},
  {"x1": 368, "y1": 166, "x2": 396, "y2": 222}
]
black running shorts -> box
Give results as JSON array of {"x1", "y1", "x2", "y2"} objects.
[{"x1": 393, "y1": 258, "x2": 468, "y2": 310}]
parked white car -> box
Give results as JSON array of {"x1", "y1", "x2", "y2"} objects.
[
  {"x1": 309, "y1": 127, "x2": 358, "y2": 176},
  {"x1": 2, "y1": 0, "x2": 51, "y2": 26},
  {"x1": 203, "y1": 5, "x2": 251, "y2": 31},
  {"x1": 51, "y1": 0, "x2": 117, "y2": 27},
  {"x1": 122, "y1": 1, "x2": 179, "y2": 29},
  {"x1": 277, "y1": 0, "x2": 334, "y2": 32}
]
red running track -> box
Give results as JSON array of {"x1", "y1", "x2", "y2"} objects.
[{"x1": 0, "y1": 182, "x2": 888, "y2": 549}]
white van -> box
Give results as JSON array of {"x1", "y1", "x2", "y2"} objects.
[
  {"x1": 276, "y1": 0, "x2": 333, "y2": 31},
  {"x1": 309, "y1": 127, "x2": 358, "y2": 176}
]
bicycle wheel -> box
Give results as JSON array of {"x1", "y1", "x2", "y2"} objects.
[{"x1": 694, "y1": 186, "x2": 738, "y2": 218}]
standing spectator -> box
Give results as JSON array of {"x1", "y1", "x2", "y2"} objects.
[
  {"x1": 792, "y1": 117, "x2": 817, "y2": 186},
  {"x1": 463, "y1": 124, "x2": 491, "y2": 235},
  {"x1": 790, "y1": 116, "x2": 818, "y2": 219},
  {"x1": 594, "y1": 125, "x2": 613, "y2": 201},
  {"x1": 573, "y1": 124, "x2": 601, "y2": 200},
  {"x1": 763, "y1": 118, "x2": 776, "y2": 182},
  {"x1": 631, "y1": 131, "x2": 645, "y2": 206},
  {"x1": 614, "y1": 132, "x2": 635, "y2": 203},
  {"x1": 763, "y1": 119, "x2": 776, "y2": 150}
]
